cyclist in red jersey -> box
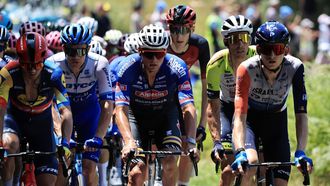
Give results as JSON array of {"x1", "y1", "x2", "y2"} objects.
[
  {"x1": 165, "y1": 5, "x2": 210, "y2": 185},
  {"x1": 231, "y1": 21, "x2": 313, "y2": 186},
  {"x1": 0, "y1": 32, "x2": 73, "y2": 186}
]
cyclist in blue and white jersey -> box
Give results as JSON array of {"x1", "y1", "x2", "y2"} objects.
[
  {"x1": 47, "y1": 24, "x2": 113, "y2": 186},
  {"x1": 115, "y1": 24, "x2": 198, "y2": 186}
]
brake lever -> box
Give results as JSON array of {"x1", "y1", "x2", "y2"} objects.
[{"x1": 188, "y1": 149, "x2": 198, "y2": 176}]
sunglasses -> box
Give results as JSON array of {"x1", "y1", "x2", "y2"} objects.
[
  {"x1": 258, "y1": 43, "x2": 286, "y2": 56},
  {"x1": 169, "y1": 26, "x2": 191, "y2": 35},
  {"x1": 20, "y1": 62, "x2": 43, "y2": 70},
  {"x1": 140, "y1": 50, "x2": 166, "y2": 59},
  {"x1": 64, "y1": 47, "x2": 88, "y2": 57},
  {"x1": 226, "y1": 33, "x2": 251, "y2": 45}
]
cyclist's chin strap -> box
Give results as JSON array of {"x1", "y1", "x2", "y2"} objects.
[{"x1": 260, "y1": 58, "x2": 284, "y2": 73}]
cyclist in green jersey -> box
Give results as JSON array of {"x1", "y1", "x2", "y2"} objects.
[{"x1": 206, "y1": 15, "x2": 256, "y2": 186}]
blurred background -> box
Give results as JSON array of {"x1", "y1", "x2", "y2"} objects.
[{"x1": 1, "y1": 0, "x2": 329, "y2": 185}]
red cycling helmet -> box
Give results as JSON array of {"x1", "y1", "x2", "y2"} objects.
[
  {"x1": 45, "y1": 31, "x2": 62, "y2": 52},
  {"x1": 166, "y1": 5, "x2": 196, "y2": 28},
  {"x1": 16, "y1": 32, "x2": 48, "y2": 65},
  {"x1": 19, "y1": 21, "x2": 46, "y2": 36}
]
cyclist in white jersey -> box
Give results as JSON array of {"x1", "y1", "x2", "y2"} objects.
[{"x1": 47, "y1": 24, "x2": 113, "y2": 186}]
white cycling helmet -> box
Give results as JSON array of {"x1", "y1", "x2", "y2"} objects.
[
  {"x1": 92, "y1": 35, "x2": 107, "y2": 48},
  {"x1": 89, "y1": 40, "x2": 106, "y2": 56},
  {"x1": 77, "y1": 16, "x2": 98, "y2": 34},
  {"x1": 138, "y1": 24, "x2": 169, "y2": 50},
  {"x1": 221, "y1": 15, "x2": 253, "y2": 38},
  {"x1": 124, "y1": 33, "x2": 140, "y2": 54},
  {"x1": 104, "y1": 29, "x2": 123, "y2": 46}
]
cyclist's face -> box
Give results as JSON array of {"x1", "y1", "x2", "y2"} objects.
[
  {"x1": 140, "y1": 49, "x2": 166, "y2": 73},
  {"x1": 64, "y1": 44, "x2": 88, "y2": 69},
  {"x1": 227, "y1": 32, "x2": 250, "y2": 58},
  {"x1": 170, "y1": 26, "x2": 191, "y2": 48},
  {"x1": 258, "y1": 44, "x2": 287, "y2": 71}
]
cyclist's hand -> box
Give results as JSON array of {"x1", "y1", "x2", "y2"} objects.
[
  {"x1": 188, "y1": 147, "x2": 200, "y2": 163},
  {"x1": 60, "y1": 138, "x2": 71, "y2": 159},
  {"x1": 84, "y1": 136, "x2": 103, "y2": 152},
  {"x1": 294, "y1": 150, "x2": 313, "y2": 174},
  {"x1": 121, "y1": 140, "x2": 137, "y2": 160},
  {"x1": 231, "y1": 149, "x2": 248, "y2": 175},
  {"x1": 210, "y1": 140, "x2": 225, "y2": 163},
  {"x1": 196, "y1": 125, "x2": 206, "y2": 142}
]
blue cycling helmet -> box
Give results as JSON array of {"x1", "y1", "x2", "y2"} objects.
[
  {"x1": 0, "y1": 25, "x2": 9, "y2": 42},
  {"x1": 0, "y1": 12, "x2": 13, "y2": 30},
  {"x1": 255, "y1": 21, "x2": 290, "y2": 45},
  {"x1": 60, "y1": 24, "x2": 92, "y2": 45}
]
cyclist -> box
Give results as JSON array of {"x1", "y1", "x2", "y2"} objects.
[
  {"x1": 47, "y1": 23, "x2": 113, "y2": 186},
  {"x1": 165, "y1": 5, "x2": 210, "y2": 185},
  {"x1": 45, "y1": 31, "x2": 63, "y2": 54},
  {"x1": 77, "y1": 16, "x2": 99, "y2": 35},
  {"x1": 206, "y1": 15, "x2": 255, "y2": 186},
  {"x1": 0, "y1": 32, "x2": 73, "y2": 186},
  {"x1": 231, "y1": 21, "x2": 313, "y2": 186},
  {"x1": 115, "y1": 24, "x2": 198, "y2": 186},
  {"x1": 103, "y1": 29, "x2": 123, "y2": 61}
]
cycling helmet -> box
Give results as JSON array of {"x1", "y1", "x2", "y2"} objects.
[
  {"x1": 104, "y1": 29, "x2": 123, "y2": 46},
  {"x1": 138, "y1": 24, "x2": 169, "y2": 50},
  {"x1": 221, "y1": 15, "x2": 253, "y2": 38},
  {"x1": 77, "y1": 16, "x2": 98, "y2": 34},
  {"x1": 60, "y1": 24, "x2": 93, "y2": 45},
  {"x1": 124, "y1": 33, "x2": 140, "y2": 54},
  {"x1": 89, "y1": 40, "x2": 106, "y2": 56},
  {"x1": 92, "y1": 35, "x2": 107, "y2": 48},
  {"x1": 0, "y1": 25, "x2": 9, "y2": 42},
  {"x1": 45, "y1": 31, "x2": 62, "y2": 51},
  {"x1": 255, "y1": 21, "x2": 290, "y2": 45},
  {"x1": 166, "y1": 5, "x2": 196, "y2": 28},
  {"x1": 0, "y1": 12, "x2": 13, "y2": 30},
  {"x1": 16, "y1": 32, "x2": 47, "y2": 64},
  {"x1": 7, "y1": 33, "x2": 17, "y2": 50},
  {"x1": 19, "y1": 21, "x2": 46, "y2": 36},
  {"x1": 117, "y1": 33, "x2": 129, "y2": 51}
]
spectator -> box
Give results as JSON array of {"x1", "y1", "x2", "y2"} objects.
[
  {"x1": 315, "y1": 14, "x2": 330, "y2": 64},
  {"x1": 92, "y1": 2, "x2": 112, "y2": 37}
]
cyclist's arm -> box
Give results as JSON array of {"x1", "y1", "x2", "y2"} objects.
[
  {"x1": 58, "y1": 105, "x2": 73, "y2": 143},
  {"x1": 181, "y1": 102, "x2": 197, "y2": 144},
  {"x1": 0, "y1": 66, "x2": 13, "y2": 140},
  {"x1": 199, "y1": 78, "x2": 208, "y2": 128},
  {"x1": 233, "y1": 65, "x2": 250, "y2": 150},
  {"x1": 292, "y1": 64, "x2": 308, "y2": 151},
  {"x1": 207, "y1": 99, "x2": 221, "y2": 142},
  {"x1": 115, "y1": 105, "x2": 134, "y2": 144},
  {"x1": 95, "y1": 100, "x2": 113, "y2": 138}
]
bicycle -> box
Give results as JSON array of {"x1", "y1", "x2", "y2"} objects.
[
  {"x1": 234, "y1": 160, "x2": 310, "y2": 186},
  {"x1": 58, "y1": 140, "x2": 112, "y2": 186},
  {"x1": 0, "y1": 139, "x2": 57, "y2": 186}
]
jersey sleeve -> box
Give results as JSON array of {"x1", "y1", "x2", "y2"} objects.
[
  {"x1": 206, "y1": 57, "x2": 221, "y2": 99},
  {"x1": 234, "y1": 64, "x2": 251, "y2": 115},
  {"x1": 51, "y1": 67, "x2": 70, "y2": 108},
  {"x1": 197, "y1": 36, "x2": 211, "y2": 79},
  {"x1": 115, "y1": 57, "x2": 135, "y2": 106},
  {"x1": 292, "y1": 64, "x2": 307, "y2": 113},
  {"x1": 96, "y1": 57, "x2": 112, "y2": 101},
  {"x1": 177, "y1": 59, "x2": 194, "y2": 107},
  {"x1": 0, "y1": 66, "x2": 13, "y2": 108}
]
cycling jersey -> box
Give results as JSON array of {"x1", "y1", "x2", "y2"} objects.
[
  {"x1": 167, "y1": 33, "x2": 210, "y2": 79},
  {"x1": 207, "y1": 46, "x2": 256, "y2": 103},
  {"x1": 47, "y1": 52, "x2": 112, "y2": 162},
  {"x1": 109, "y1": 56, "x2": 126, "y2": 101},
  {"x1": 0, "y1": 60, "x2": 70, "y2": 113},
  {"x1": 115, "y1": 53, "x2": 194, "y2": 112},
  {"x1": 235, "y1": 55, "x2": 307, "y2": 114}
]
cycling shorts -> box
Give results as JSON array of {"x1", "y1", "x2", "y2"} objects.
[
  {"x1": 129, "y1": 107, "x2": 182, "y2": 162},
  {"x1": 4, "y1": 108, "x2": 58, "y2": 176},
  {"x1": 219, "y1": 101, "x2": 235, "y2": 154},
  {"x1": 245, "y1": 108, "x2": 291, "y2": 181}
]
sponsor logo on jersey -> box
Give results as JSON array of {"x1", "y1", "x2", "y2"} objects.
[
  {"x1": 135, "y1": 90, "x2": 168, "y2": 100},
  {"x1": 66, "y1": 81, "x2": 96, "y2": 89},
  {"x1": 167, "y1": 58, "x2": 186, "y2": 78},
  {"x1": 252, "y1": 88, "x2": 274, "y2": 95},
  {"x1": 178, "y1": 81, "x2": 191, "y2": 91},
  {"x1": 117, "y1": 58, "x2": 135, "y2": 77}
]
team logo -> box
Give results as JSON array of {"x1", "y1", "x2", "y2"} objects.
[
  {"x1": 135, "y1": 90, "x2": 168, "y2": 100},
  {"x1": 178, "y1": 81, "x2": 191, "y2": 91}
]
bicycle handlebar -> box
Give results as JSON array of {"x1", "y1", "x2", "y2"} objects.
[{"x1": 234, "y1": 161, "x2": 310, "y2": 186}]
